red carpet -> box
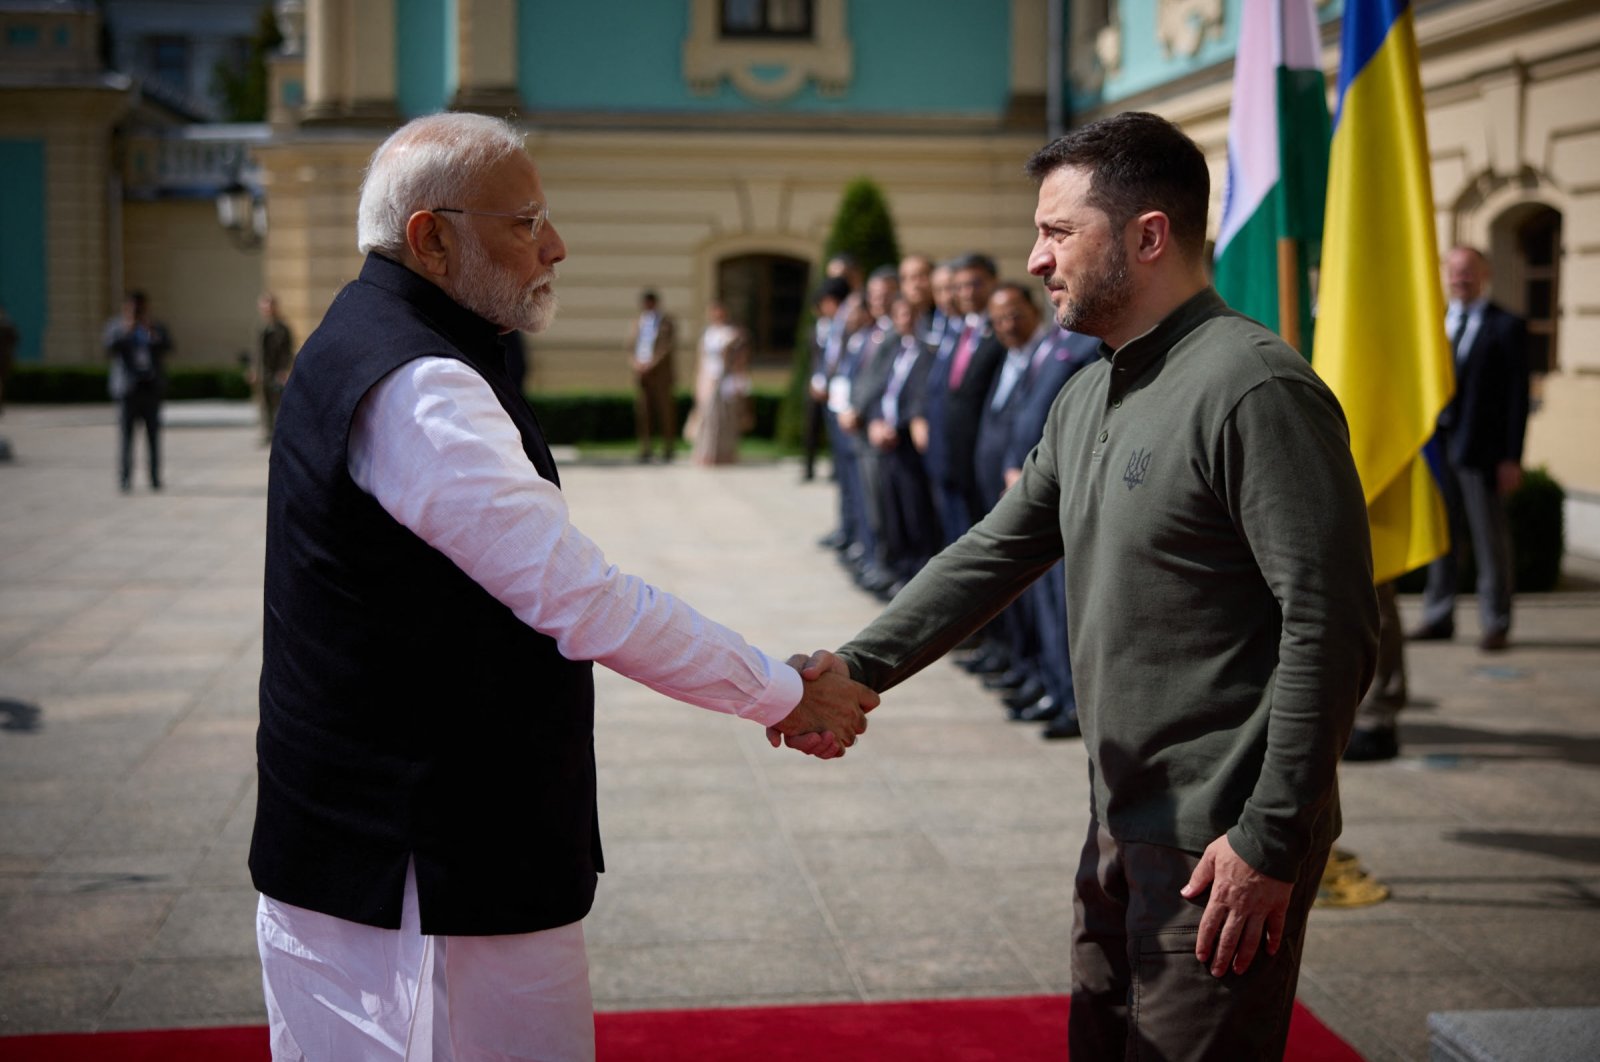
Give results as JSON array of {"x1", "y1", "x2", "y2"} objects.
[{"x1": 0, "y1": 997, "x2": 1362, "y2": 1060}]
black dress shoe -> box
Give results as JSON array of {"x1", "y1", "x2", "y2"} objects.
[
  {"x1": 818, "y1": 529, "x2": 848, "y2": 550},
  {"x1": 1002, "y1": 678, "x2": 1048, "y2": 709},
  {"x1": 1479, "y1": 629, "x2": 1509, "y2": 652},
  {"x1": 961, "y1": 651, "x2": 1011, "y2": 676},
  {"x1": 857, "y1": 566, "x2": 895, "y2": 593},
  {"x1": 1406, "y1": 622, "x2": 1453, "y2": 642},
  {"x1": 1368, "y1": 684, "x2": 1408, "y2": 708},
  {"x1": 956, "y1": 651, "x2": 989, "y2": 673},
  {"x1": 1042, "y1": 711, "x2": 1082, "y2": 739},
  {"x1": 1010, "y1": 694, "x2": 1062, "y2": 723},
  {"x1": 1344, "y1": 726, "x2": 1399, "y2": 762},
  {"x1": 982, "y1": 668, "x2": 1030, "y2": 691}
]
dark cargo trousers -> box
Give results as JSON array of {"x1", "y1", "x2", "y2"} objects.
[{"x1": 1070, "y1": 819, "x2": 1325, "y2": 1061}]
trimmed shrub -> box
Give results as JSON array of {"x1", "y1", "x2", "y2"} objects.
[
  {"x1": 8, "y1": 365, "x2": 251, "y2": 403},
  {"x1": 776, "y1": 176, "x2": 902, "y2": 448},
  {"x1": 1394, "y1": 466, "x2": 1566, "y2": 593},
  {"x1": 6, "y1": 367, "x2": 783, "y2": 444},
  {"x1": 6, "y1": 365, "x2": 111, "y2": 403},
  {"x1": 774, "y1": 302, "x2": 818, "y2": 450},
  {"x1": 511, "y1": 391, "x2": 785, "y2": 445},
  {"x1": 1506, "y1": 466, "x2": 1564, "y2": 592},
  {"x1": 823, "y1": 178, "x2": 901, "y2": 277}
]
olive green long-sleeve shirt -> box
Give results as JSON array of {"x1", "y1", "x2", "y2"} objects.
[{"x1": 838, "y1": 287, "x2": 1379, "y2": 881}]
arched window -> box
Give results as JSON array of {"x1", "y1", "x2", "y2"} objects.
[
  {"x1": 716, "y1": 253, "x2": 811, "y2": 363},
  {"x1": 1514, "y1": 206, "x2": 1561, "y2": 376}
]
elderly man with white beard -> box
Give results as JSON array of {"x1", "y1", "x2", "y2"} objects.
[{"x1": 250, "y1": 113, "x2": 875, "y2": 1061}]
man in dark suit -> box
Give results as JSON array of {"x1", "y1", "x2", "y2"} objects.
[
  {"x1": 803, "y1": 279, "x2": 847, "y2": 483},
  {"x1": 1411, "y1": 245, "x2": 1530, "y2": 653},
  {"x1": 103, "y1": 290, "x2": 172, "y2": 492},
  {"x1": 841, "y1": 267, "x2": 902, "y2": 593},
  {"x1": 938, "y1": 253, "x2": 1005, "y2": 542},
  {"x1": 1003, "y1": 324, "x2": 1101, "y2": 736},
  {"x1": 897, "y1": 253, "x2": 937, "y2": 343},
  {"x1": 866, "y1": 295, "x2": 939, "y2": 593},
  {"x1": 909, "y1": 260, "x2": 967, "y2": 547},
  {"x1": 929, "y1": 253, "x2": 1008, "y2": 676},
  {"x1": 970, "y1": 283, "x2": 1052, "y2": 700}
]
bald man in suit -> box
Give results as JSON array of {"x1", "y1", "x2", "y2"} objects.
[{"x1": 1411, "y1": 246, "x2": 1530, "y2": 654}]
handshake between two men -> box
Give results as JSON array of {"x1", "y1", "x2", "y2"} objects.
[{"x1": 766, "y1": 649, "x2": 874, "y2": 760}]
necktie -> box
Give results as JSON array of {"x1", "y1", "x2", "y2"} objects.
[
  {"x1": 882, "y1": 341, "x2": 917, "y2": 425},
  {"x1": 1027, "y1": 334, "x2": 1055, "y2": 384},
  {"x1": 1450, "y1": 312, "x2": 1469, "y2": 363},
  {"x1": 991, "y1": 350, "x2": 1027, "y2": 411},
  {"x1": 948, "y1": 324, "x2": 977, "y2": 390}
]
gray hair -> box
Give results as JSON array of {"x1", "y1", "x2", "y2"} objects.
[{"x1": 357, "y1": 112, "x2": 528, "y2": 257}]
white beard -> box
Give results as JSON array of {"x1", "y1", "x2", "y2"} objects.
[{"x1": 453, "y1": 227, "x2": 559, "y2": 334}]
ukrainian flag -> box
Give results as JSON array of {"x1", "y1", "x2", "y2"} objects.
[{"x1": 1311, "y1": 0, "x2": 1454, "y2": 585}]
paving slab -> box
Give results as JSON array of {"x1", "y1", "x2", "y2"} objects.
[{"x1": 2, "y1": 402, "x2": 1599, "y2": 1060}]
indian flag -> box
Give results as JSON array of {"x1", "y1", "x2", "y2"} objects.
[
  {"x1": 1213, "y1": 0, "x2": 1330, "y2": 354},
  {"x1": 1311, "y1": 0, "x2": 1454, "y2": 584}
]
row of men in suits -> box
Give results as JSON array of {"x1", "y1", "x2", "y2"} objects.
[{"x1": 809, "y1": 251, "x2": 1099, "y2": 737}]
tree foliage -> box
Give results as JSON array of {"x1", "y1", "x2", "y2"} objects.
[
  {"x1": 776, "y1": 177, "x2": 902, "y2": 447},
  {"x1": 212, "y1": 1, "x2": 283, "y2": 122},
  {"x1": 823, "y1": 178, "x2": 902, "y2": 277}
]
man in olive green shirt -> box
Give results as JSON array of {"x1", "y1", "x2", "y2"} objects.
[{"x1": 791, "y1": 113, "x2": 1378, "y2": 1059}]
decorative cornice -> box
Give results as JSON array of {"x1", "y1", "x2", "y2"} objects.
[
  {"x1": 1157, "y1": 0, "x2": 1224, "y2": 59},
  {"x1": 495, "y1": 109, "x2": 1021, "y2": 137},
  {"x1": 682, "y1": 0, "x2": 852, "y2": 102}
]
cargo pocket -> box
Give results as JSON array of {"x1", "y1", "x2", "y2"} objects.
[{"x1": 1129, "y1": 928, "x2": 1201, "y2": 1060}]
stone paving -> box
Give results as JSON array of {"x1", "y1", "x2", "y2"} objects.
[{"x1": 1, "y1": 402, "x2": 1598, "y2": 1060}]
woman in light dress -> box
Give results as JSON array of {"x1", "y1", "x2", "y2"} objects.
[{"x1": 688, "y1": 299, "x2": 752, "y2": 466}]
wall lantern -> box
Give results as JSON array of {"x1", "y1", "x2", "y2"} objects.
[{"x1": 216, "y1": 178, "x2": 266, "y2": 251}]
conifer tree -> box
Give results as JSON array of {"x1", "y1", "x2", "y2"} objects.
[{"x1": 776, "y1": 178, "x2": 901, "y2": 447}]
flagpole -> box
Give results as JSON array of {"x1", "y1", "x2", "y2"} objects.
[{"x1": 1276, "y1": 237, "x2": 1302, "y2": 351}]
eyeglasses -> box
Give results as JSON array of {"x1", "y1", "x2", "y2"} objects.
[{"x1": 431, "y1": 203, "x2": 550, "y2": 239}]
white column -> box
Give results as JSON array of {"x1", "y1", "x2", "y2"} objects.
[
  {"x1": 346, "y1": 0, "x2": 399, "y2": 120},
  {"x1": 453, "y1": 0, "x2": 524, "y2": 112},
  {"x1": 1007, "y1": 0, "x2": 1048, "y2": 128},
  {"x1": 302, "y1": 0, "x2": 342, "y2": 118}
]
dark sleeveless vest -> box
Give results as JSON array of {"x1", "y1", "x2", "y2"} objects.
[{"x1": 251, "y1": 254, "x2": 601, "y2": 936}]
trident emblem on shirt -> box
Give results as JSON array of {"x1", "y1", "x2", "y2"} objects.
[{"x1": 1123, "y1": 448, "x2": 1152, "y2": 491}]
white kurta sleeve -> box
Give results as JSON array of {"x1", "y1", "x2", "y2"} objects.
[{"x1": 348, "y1": 356, "x2": 802, "y2": 726}]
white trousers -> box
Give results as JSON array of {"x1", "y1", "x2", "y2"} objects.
[{"x1": 257, "y1": 863, "x2": 595, "y2": 1062}]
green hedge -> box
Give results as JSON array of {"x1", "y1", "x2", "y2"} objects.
[
  {"x1": 7, "y1": 365, "x2": 785, "y2": 444},
  {"x1": 1395, "y1": 466, "x2": 1565, "y2": 593},
  {"x1": 8, "y1": 365, "x2": 252, "y2": 402},
  {"x1": 1505, "y1": 466, "x2": 1564, "y2": 592},
  {"x1": 528, "y1": 392, "x2": 783, "y2": 444}
]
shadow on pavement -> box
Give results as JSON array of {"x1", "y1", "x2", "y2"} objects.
[
  {"x1": 1445, "y1": 830, "x2": 1600, "y2": 866},
  {"x1": 0, "y1": 698, "x2": 42, "y2": 732},
  {"x1": 1382, "y1": 874, "x2": 1600, "y2": 910},
  {"x1": 1498, "y1": 638, "x2": 1600, "y2": 651},
  {"x1": 1400, "y1": 721, "x2": 1600, "y2": 766}
]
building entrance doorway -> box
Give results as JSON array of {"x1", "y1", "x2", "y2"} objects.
[{"x1": 717, "y1": 253, "x2": 810, "y2": 364}]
